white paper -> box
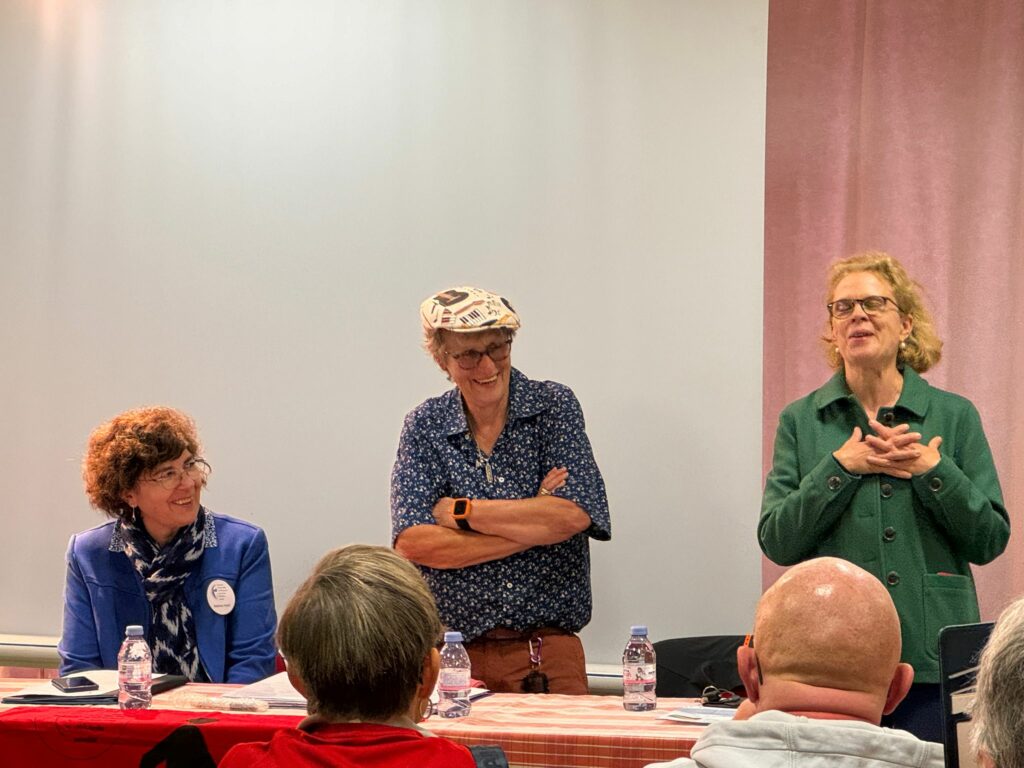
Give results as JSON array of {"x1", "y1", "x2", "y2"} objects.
[
  {"x1": 222, "y1": 671, "x2": 307, "y2": 708},
  {"x1": 13, "y1": 670, "x2": 116, "y2": 698},
  {"x1": 659, "y1": 705, "x2": 738, "y2": 724},
  {"x1": 10, "y1": 670, "x2": 172, "y2": 699}
]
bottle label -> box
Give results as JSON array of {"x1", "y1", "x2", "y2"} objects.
[
  {"x1": 439, "y1": 668, "x2": 471, "y2": 691},
  {"x1": 121, "y1": 661, "x2": 151, "y2": 679},
  {"x1": 623, "y1": 664, "x2": 656, "y2": 685}
]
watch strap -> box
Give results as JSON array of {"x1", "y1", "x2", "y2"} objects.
[{"x1": 452, "y1": 498, "x2": 473, "y2": 532}]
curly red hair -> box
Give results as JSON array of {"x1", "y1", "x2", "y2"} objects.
[{"x1": 82, "y1": 407, "x2": 201, "y2": 519}]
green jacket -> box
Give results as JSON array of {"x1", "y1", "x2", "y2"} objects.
[{"x1": 759, "y1": 368, "x2": 1009, "y2": 683}]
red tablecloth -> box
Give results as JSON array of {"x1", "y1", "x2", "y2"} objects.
[{"x1": 0, "y1": 705, "x2": 300, "y2": 767}]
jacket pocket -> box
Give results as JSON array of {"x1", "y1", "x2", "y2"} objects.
[{"x1": 922, "y1": 573, "x2": 980, "y2": 661}]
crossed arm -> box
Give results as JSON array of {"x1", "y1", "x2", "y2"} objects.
[{"x1": 394, "y1": 468, "x2": 592, "y2": 570}]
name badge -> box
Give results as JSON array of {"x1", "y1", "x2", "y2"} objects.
[{"x1": 206, "y1": 579, "x2": 236, "y2": 615}]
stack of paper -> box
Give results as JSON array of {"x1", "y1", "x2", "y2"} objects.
[
  {"x1": 222, "y1": 671, "x2": 307, "y2": 708},
  {"x1": 222, "y1": 671, "x2": 494, "y2": 712},
  {"x1": 1, "y1": 671, "x2": 182, "y2": 706},
  {"x1": 659, "y1": 706, "x2": 738, "y2": 725}
]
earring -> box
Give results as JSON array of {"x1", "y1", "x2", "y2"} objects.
[
  {"x1": 900, "y1": 340, "x2": 907, "y2": 350},
  {"x1": 417, "y1": 696, "x2": 432, "y2": 721}
]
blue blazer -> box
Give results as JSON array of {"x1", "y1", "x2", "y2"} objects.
[{"x1": 58, "y1": 510, "x2": 278, "y2": 684}]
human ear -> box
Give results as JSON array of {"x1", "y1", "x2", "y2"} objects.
[
  {"x1": 736, "y1": 646, "x2": 760, "y2": 704},
  {"x1": 882, "y1": 662, "x2": 914, "y2": 715},
  {"x1": 418, "y1": 647, "x2": 441, "y2": 698},
  {"x1": 286, "y1": 668, "x2": 308, "y2": 699}
]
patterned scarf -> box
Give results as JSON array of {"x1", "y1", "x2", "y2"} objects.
[{"x1": 118, "y1": 507, "x2": 207, "y2": 681}]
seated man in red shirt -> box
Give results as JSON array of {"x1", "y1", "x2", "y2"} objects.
[{"x1": 220, "y1": 545, "x2": 504, "y2": 768}]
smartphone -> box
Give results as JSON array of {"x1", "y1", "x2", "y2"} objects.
[{"x1": 51, "y1": 675, "x2": 100, "y2": 693}]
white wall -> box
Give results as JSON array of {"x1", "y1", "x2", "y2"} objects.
[{"x1": 0, "y1": 0, "x2": 768, "y2": 664}]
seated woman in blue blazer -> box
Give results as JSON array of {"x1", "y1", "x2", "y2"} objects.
[{"x1": 58, "y1": 406, "x2": 278, "y2": 683}]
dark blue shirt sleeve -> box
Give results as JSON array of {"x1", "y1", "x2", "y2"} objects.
[
  {"x1": 390, "y1": 411, "x2": 447, "y2": 544},
  {"x1": 540, "y1": 384, "x2": 611, "y2": 541}
]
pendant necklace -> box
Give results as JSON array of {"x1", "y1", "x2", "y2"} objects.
[{"x1": 466, "y1": 412, "x2": 500, "y2": 485}]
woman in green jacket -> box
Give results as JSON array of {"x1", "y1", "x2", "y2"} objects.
[{"x1": 759, "y1": 251, "x2": 1009, "y2": 742}]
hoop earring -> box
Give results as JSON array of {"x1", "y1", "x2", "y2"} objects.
[{"x1": 417, "y1": 696, "x2": 432, "y2": 721}]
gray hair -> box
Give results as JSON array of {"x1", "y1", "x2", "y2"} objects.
[
  {"x1": 971, "y1": 597, "x2": 1024, "y2": 767},
  {"x1": 277, "y1": 544, "x2": 442, "y2": 721}
]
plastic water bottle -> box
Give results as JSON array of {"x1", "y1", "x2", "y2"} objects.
[
  {"x1": 623, "y1": 625, "x2": 657, "y2": 711},
  {"x1": 118, "y1": 624, "x2": 153, "y2": 710},
  {"x1": 438, "y1": 631, "x2": 472, "y2": 718}
]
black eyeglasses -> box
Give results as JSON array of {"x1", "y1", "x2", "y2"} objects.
[
  {"x1": 827, "y1": 295, "x2": 903, "y2": 319},
  {"x1": 445, "y1": 339, "x2": 513, "y2": 370}
]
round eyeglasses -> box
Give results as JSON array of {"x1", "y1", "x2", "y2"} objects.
[
  {"x1": 827, "y1": 295, "x2": 903, "y2": 319},
  {"x1": 144, "y1": 458, "x2": 211, "y2": 490},
  {"x1": 445, "y1": 339, "x2": 513, "y2": 370}
]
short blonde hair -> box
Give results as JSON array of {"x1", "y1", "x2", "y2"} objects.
[
  {"x1": 821, "y1": 251, "x2": 943, "y2": 372},
  {"x1": 278, "y1": 545, "x2": 442, "y2": 721},
  {"x1": 82, "y1": 407, "x2": 201, "y2": 520}
]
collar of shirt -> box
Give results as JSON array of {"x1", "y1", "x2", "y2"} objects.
[
  {"x1": 436, "y1": 367, "x2": 550, "y2": 437},
  {"x1": 813, "y1": 366, "x2": 930, "y2": 420}
]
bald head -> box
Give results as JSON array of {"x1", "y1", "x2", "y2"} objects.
[{"x1": 755, "y1": 557, "x2": 902, "y2": 694}]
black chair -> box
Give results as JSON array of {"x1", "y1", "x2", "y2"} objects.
[
  {"x1": 938, "y1": 622, "x2": 994, "y2": 768},
  {"x1": 653, "y1": 635, "x2": 746, "y2": 697}
]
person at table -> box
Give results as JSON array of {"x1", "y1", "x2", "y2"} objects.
[
  {"x1": 58, "y1": 406, "x2": 277, "y2": 683},
  {"x1": 647, "y1": 557, "x2": 944, "y2": 768},
  {"x1": 391, "y1": 286, "x2": 611, "y2": 695},
  {"x1": 219, "y1": 544, "x2": 503, "y2": 768},
  {"x1": 971, "y1": 595, "x2": 1024, "y2": 768},
  {"x1": 759, "y1": 251, "x2": 1010, "y2": 741}
]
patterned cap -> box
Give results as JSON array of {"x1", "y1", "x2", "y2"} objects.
[{"x1": 420, "y1": 286, "x2": 521, "y2": 333}]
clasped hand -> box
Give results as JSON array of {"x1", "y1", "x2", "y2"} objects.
[{"x1": 833, "y1": 419, "x2": 942, "y2": 479}]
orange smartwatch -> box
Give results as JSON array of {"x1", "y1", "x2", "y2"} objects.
[{"x1": 452, "y1": 498, "x2": 473, "y2": 531}]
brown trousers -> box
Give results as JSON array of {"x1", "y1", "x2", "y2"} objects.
[{"x1": 465, "y1": 628, "x2": 589, "y2": 695}]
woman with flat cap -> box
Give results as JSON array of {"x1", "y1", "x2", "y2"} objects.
[
  {"x1": 391, "y1": 286, "x2": 611, "y2": 695},
  {"x1": 760, "y1": 252, "x2": 1009, "y2": 740}
]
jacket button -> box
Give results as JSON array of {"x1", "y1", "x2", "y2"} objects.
[
  {"x1": 883, "y1": 527, "x2": 897, "y2": 542},
  {"x1": 929, "y1": 477, "x2": 943, "y2": 492},
  {"x1": 886, "y1": 571, "x2": 900, "y2": 586},
  {"x1": 827, "y1": 475, "x2": 843, "y2": 491},
  {"x1": 880, "y1": 483, "x2": 894, "y2": 499},
  {"x1": 882, "y1": 412, "x2": 895, "y2": 425}
]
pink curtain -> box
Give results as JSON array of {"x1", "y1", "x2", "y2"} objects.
[{"x1": 763, "y1": 0, "x2": 1024, "y2": 619}]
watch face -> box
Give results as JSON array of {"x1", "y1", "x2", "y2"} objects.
[{"x1": 453, "y1": 498, "x2": 469, "y2": 517}]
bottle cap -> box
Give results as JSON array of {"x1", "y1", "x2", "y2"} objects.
[
  {"x1": 630, "y1": 625, "x2": 648, "y2": 636},
  {"x1": 126, "y1": 625, "x2": 144, "y2": 636},
  {"x1": 444, "y1": 631, "x2": 464, "y2": 643}
]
